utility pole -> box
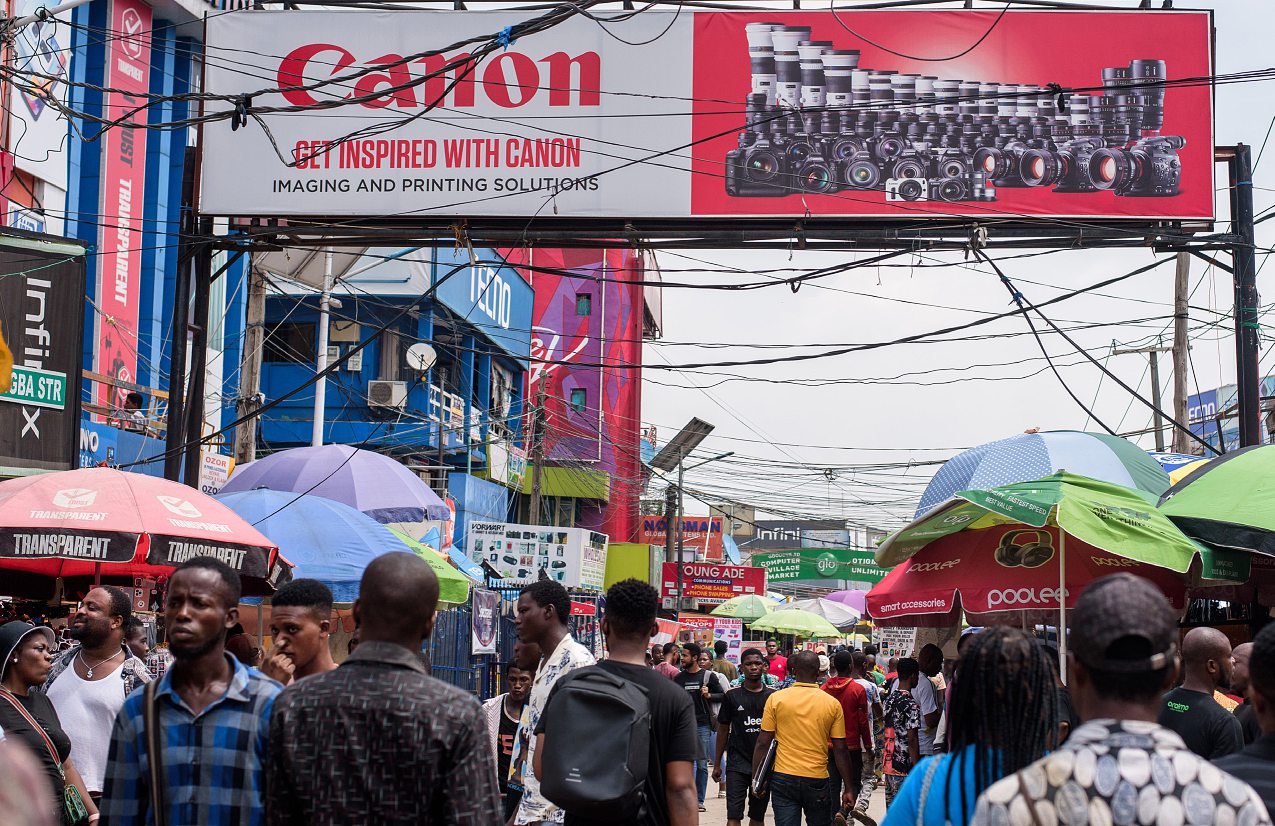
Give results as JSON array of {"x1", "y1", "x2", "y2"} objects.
[
  {"x1": 234, "y1": 264, "x2": 266, "y2": 465},
  {"x1": 663, "y1": 484, "x2": 677, "y2": 607},
  {"x1": 529, "y1": 383, "x2": 546, "y2": 525},
  {"x1": 1227, "y1": 144, "x2": 1262, "y2": 447},
  {"x1": 675, "y1": 452, "x2": 685, "y2": 603},
  {"x1": 181, "y1": 216, "x2": 214, "y2": 489},
  {"x1": 311, "y1": 250, "x2": 334, "y2": 447},
  {"x1": 163, "y1": 148, "x2": 198, "y2": 481},
  {"x1": 1172, "y1": 253, "x2": 1192, "y2": 454},
  {"x1": 1112, "y1": 342, "x2": 1173, "y2": 452}
]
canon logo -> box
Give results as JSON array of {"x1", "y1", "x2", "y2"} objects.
[
  {"x1": 908, "y1": 559, "x2": 960, "y2": 573},
  {"x1": 277, "y1": 45, "x2": 601, "y2": 109},
  {"x1": 986, "y1": 586, "x2": 1068, "y2": 608}
]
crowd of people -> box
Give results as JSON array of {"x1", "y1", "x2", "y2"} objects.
[{"x1": 1, "y1": 564, "x2": 1274, "y2": 826}]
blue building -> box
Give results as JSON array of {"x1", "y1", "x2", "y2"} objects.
[{"x1": 252, "y1": 246, "x2": 535, "y2": 546}]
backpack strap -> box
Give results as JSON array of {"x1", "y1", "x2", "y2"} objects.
[
  {"x1": 144, "y1": 680, "x2": 167, "y2": 826},
  {"x1": 0, "y1": 688, "x2": 62, "y2": 772}
]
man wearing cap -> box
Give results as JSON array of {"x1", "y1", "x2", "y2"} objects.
[{"x1": 971, "y1": 573, "x2": 1272, "y2": 826}]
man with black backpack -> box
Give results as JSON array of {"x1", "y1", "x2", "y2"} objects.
[{"x1": 535, "y1": 579, "x2": 699, "y2": 826}]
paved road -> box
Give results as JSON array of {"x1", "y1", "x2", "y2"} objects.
[{"x1": 699, "y1": 777, "x2": 889, "y2": 825}]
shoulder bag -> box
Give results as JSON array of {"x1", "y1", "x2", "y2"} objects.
[
  {"x1": 0, "y1": 688, "x2": 91, "y2": 826},
  {"x1": 143, "y1": 680, "x2": 168, "y2": 826}
]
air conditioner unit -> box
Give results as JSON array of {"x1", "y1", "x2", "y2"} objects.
[{"x1": 367, "y1": 380, "x2": 407, "y2": 411}]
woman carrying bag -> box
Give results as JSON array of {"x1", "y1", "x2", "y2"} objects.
[{"x1": 0, "y1": 621, "x2": 98, "y2": 825}]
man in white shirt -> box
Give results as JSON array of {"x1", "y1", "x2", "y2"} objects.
[
  {"x1": 40, "y1": 586, "x2": 151, "y2": 800},
  {"x1": 912, "y1": 644, "x2": 945, "y2": 756}
]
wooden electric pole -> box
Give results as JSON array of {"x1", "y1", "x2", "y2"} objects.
[
  {"x1": 1112, "y1": 342, "x2": 1173, "y2": 452},
  {"x1": 234, "y1": 264, "x2": 266, "y2": 465},
  {"x1": 1172, "y1": 253, "x2": 1192, "y2": 454}
]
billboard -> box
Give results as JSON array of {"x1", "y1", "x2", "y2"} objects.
[
  {"x1": 642, "y1": 515, "x2": 724, "y2": 561},
  {"x1": 660, "y1": 561, "x2": 766, "y2": 605},
  {"x1": 467, "y1": 521, "x2": 608, "y2": 589},
  {"x1": 201, "y1": 9, "x2": 1213, "y2": 222},
  {"x1": 8, "y1": 0, "x2": 74, "y2": 190},
  {"x1": 0, "y1": 237, "x2": 86, "y2": 473},
  {"x1": 747, "y1": 518, "x2": 851, "y2": 551},
  {"x1": 751, "y1": 548, "x2": 887, "y2": 584},
  {"x1": 93, "y1": 0, "x2": 151, "y2": 418}
]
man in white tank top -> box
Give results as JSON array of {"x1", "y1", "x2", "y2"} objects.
[{"x1": 41, "y1": 586, "x2": 151, "y2": 800}]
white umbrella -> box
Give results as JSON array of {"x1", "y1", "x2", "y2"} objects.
[{"x1": 786, "y1": 597, "x2": 862, "y2": 629}]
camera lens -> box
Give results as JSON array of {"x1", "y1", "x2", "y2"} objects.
[
  {"x1": 1020, "y1": 148, "x2": 1060, "y2": 186},
  {"x1": 844, "y1": 158, "x2": 881, "y2": 188},
  {"x1": 934, "y1": 79, "x2": 960, "y2": 116},
  {"x1": 819, "y1": 49, "x2": 858, "y2": 113},
  {"x1": 960, "y1": 82, "x2": 981, "y2": 118},
  {"x1": 896, "y1": 178, "x2": 925, "y2": 201},
  {"x1": 893, "y1": 157, "x2": 927, "y2": 179},
  {"x1": 875, "y1": 134, "x2": 905, "y2": 161},
  {"x1": 799, "y1": 160, "x2": 836, "y2": 193},
  {"x1": 869, "y1": 73, "x2": 894, "y2": 105},
  {"x1": 891, "y1": 74, "x2": 918, "y2": 112},
  {"x1": 997, "y1": 84, "x2": 1017, "y2": 117},
  {"x1": 1102, "y1": 66, "x2": 1132, "y2": 92},
  {"x1": 746, "y1": 149, "x2": 783, "y2": 181},
  {"x1": 1016, "y1": 85, "x2": 1038, "y2": 119},
  {"x1": 771, "y1": 27, "x2": 811, "y2": 108},
  {"x1": 786, "y1": 141, "x2": 815, "y2": 163},
  {"x1": 1088, "y1": 148, "x2": 1130, "y2": 191},
  {"x1": 830, "y1": 137, "x2": 864, "y2": 161},
  {"x1": 1090, "y1": 95, "x2": 1116, "y2": 125},
  {"x1": 1129, "y1": 59, "x2": 1167, "y2": 102},
  {"x1": 973, "y1": 147, "x2": 1007, "y2": 178},
  {"x1": 797, "y1": 41, "x2": 833, "y2": 109},
  {"x1": 939, "y1": 156, "x2": 968, "y2": 178},
  {"x1": 1101, "y1": 121, "x2": 1130, "y2": 147},
  {"x1": 916, "y1": 76, "x2": 937, "y2": 115},
  {"x1": 937, "y1": 178, "x2": 966, "y2": 202},
  {"x1": 745, "y1": 22, "x2": 784, "y2": 105},
  {"x1": 1069, "y1": 96, "x2": 1091, "y2": 126}
]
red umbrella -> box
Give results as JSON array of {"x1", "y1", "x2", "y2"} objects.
[
  {"x1": 0, "y1": 468, "x2": 291, "y2": 595},
  {"x1": 866, "y1": 525, "x2": 1186, "y2": 628}
]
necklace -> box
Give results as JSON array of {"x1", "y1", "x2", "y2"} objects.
[{"x1": 78, "y1": 649, "x2": 121, "y2": 679}]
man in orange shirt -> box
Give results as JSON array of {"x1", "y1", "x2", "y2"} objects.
[{"x1": 752, "y1": 651, "x2": 855, "y2": 826}]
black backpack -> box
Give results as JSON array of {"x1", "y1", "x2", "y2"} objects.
[{"x1": 538, "y1": 665, "x2": 651, "y2": 821}]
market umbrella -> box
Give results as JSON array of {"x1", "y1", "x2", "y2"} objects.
[
  {"x1": 386, "y1": 528, "x2": 471, "y2": 606},
  {"x1": 216, "y1": 489, "x2": 422, "y2": 602},
  {"x1": 0, "y1": 468, "x2": 290, "y2": 595},
  {"x1": 221, "y1": 445, "x2": 451, "y2": 523},
  {"x1": 709, "y1": 594, "x2": 775, "y2": 623},
  {"x1": 1158, "y1": 444, "x2": 1275, "y2": 556},
  {"x1": 784, "y1": 597, "x2": 861, "y2": 629},
  {"x1": 749, "y1": 608, "x2": 842, "y2": 639},
  {"x1": 915, "y1": 430, "x2": 1170, "y2": 517},
  {"x1": 825, "y1": 589, "x2": 867, "y2": 614},
  {"x1": 867, "y1": 525, "x2": 1189, "y2": 628}
]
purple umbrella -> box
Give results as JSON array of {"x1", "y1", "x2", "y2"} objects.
[
  {"x1": 825, "y1": 590, "x2": 867, "y2": 614},
  {"x1": 221, "y1": 445, "x2": 450, "y2": 523}
]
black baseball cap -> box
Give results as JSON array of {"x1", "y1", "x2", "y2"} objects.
[{"x1": 1071, "y1": 573, "x2": 1177, "y2": 673}]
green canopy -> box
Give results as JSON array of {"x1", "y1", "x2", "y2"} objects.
[
  {"x1": 1159, "y1": 444, "x2": 1275, "y2": 558},
  {"x1": 709, "y1": 594, "x2": 774, "y2": 623},
  {"x1": 749, "y1": 608, "x2": 842, "y2": 639},
  {"x1": 387, "y1": 527, "x2": 471, "y2": 606},
  {"x1": 877, "y1": 471, "x2": 1245, "y2": 581}
]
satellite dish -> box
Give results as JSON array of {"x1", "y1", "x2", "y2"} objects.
[{"x1": 405, "y1": 342, "x2": 438, "y2": 372}]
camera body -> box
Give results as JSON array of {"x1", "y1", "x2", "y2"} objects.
[
  {"x1": 725, "y1": 139, "x2": 791, "y2": 198},
  {"x1": 885, "y1": 177, "x2": 928, "y2": 202},
  {"x1": 1089, "y1": 136, "x2": 1185, "y2": 197}
]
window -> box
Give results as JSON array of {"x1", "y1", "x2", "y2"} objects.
[
  {"x1": 569, "y1": 388, "x2": 587, "y2": 414},
  {"x1": 379, "y1": 330, "x2": 402, "y2": 382},
  {"x1": 575, "y1": 293, "x2": 592, "y2": 316},
  {"x1": 262, "y1": 322, "x2": 316, "y2": 364}
]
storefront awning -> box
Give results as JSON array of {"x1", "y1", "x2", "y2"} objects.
[{"x1": 518, "y1": 466, "x2": 610, "y2": 502}]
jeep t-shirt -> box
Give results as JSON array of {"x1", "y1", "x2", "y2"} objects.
[
  {"x1": 540, "y1": 659, "x2": 697, "y2": 826},
  {"x1": 717, "y1": 684, "x2": 775, "y2": 775},
  {"x1": 1158, "y1": 687, "x2": 1244, "y2": 759}
]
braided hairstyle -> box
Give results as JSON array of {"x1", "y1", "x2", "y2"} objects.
[{"x1": 943, "y1": 626, "x2": 1058, "y2": 817}]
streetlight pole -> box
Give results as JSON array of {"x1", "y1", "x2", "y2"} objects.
[{"x1": 674, "y1": 450, "x2": 734, "y2": 608}]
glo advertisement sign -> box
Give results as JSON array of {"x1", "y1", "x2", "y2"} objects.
[{"x1": 201, "y1": 8, "x2": 1213, "y2": 222}]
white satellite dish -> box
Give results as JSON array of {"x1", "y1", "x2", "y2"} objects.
[{"x1": 405, "y1": 342, "x2": 438, "y2": 372}]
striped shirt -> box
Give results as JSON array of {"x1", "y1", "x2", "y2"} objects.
[{"x1": 101, "y1": 654, "x2": 282, "y2": 826}]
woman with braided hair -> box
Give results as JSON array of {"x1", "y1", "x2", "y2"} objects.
[{"x1": 881, "y1": 626, "x2": 1058, "y2": 826}]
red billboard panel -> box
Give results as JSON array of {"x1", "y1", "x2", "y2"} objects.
[
  {"x1": 661, "y1": 561, "x2": 766, "y2": 604},
  {"x1": 643, "y1": 516, "x2": 724, "y2": 561}
]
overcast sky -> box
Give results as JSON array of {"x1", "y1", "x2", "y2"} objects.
[{"x1": 641, "y1": 0, "x2": 1275, "y2": 530}]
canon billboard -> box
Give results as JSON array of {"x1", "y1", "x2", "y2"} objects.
[{"x1": 200, "y1": 9, "x2": 1213, "y2": 221}]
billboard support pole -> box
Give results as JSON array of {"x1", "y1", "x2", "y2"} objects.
[
  {"x1": 182, "y1": 216, "x2": 214, "y2": 489},
  {"x1": 1228, "y1": 144, "x2": 1261, "y2": 448},
  {"x1": 163, "y1": 148, "x2": 198, "y2": 481}
]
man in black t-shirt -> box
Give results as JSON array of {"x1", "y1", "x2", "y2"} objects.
[
  {"x1": 1158, "y1": 626, "x2": 1244, "y2": 759},
  {"x1": 536, "y1": 580, "x2": 698, "y2": 826},
  {"x1": 672, "y1": 641, "x2": 725, "y2": 810},
  {"x1": 714, "y1": 647, "x2": 774, "y2": 826}
]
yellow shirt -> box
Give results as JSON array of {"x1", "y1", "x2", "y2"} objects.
[{"x1": 760, "y1": 682, "x2": 846, "y2": 779}]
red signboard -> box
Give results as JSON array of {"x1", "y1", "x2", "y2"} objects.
[
  {"x1": 661, "y1": 562, "x2": 766, "y2": 605},
  {"x1": 94, "y1": 0, "x2": 151, "y2": 416},
  {"x1": 643, "y1": 516, "x2": 724, "y2": 561}
]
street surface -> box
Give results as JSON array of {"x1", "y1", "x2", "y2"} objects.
[{"x1": 700, "y1": 782, "x2": 888, "y2": 825}]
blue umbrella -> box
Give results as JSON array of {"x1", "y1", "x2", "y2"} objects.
[
  {"x1": 221, "y1": 445, "x2": 450, "y2": 523},
  {"x1": 916, "y1": 430, "x2": 1170, "y2": 518},
  {"x1": 216, "y1": 489, "x2": 413, "y2": 602}
]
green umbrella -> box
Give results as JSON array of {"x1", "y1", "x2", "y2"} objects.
[
  {"x1": 1159, "y1": 445, "x2": 1275, "y2": 557},
  {"x1": 878, "y1": 471, "x2": 1241, "y2": 578},
  {"x1": 387, "y1": 527, "x2": 471, "y2": 606},
  {"x1": 749, "y1": 608, "x2": 842, "y2": 639},
  {"x1": 710, "y1": 594, "x2": 775, "y2": 623}
]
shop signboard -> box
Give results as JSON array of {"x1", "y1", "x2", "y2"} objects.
[
  {"x1": 747, "y1": 518, "x2": 849, "y2": 551},
  {"x1": 0, "y1": 237, "x2": 85, "y2": 473},
  {"x1": 751, "y1": 548, "x2": 887, "y2": 584},
  {"x1": 468, "y1": 521, "x2": 608, "y2": 589},
  {"x1": 660, "y1": 561, "x2": 766, "y2": 605},
  {"x1": 641, "y1": 515, "x2": 723, "y2": 561},
  {"x1": 203, "y1": 9, "x2": 1214, "y2": 223},
  {"x1": 873, "y1": 627, "x2": 918, "y2": 660}
]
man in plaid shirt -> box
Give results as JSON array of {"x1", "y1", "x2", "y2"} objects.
[{"x1": 101, "y1": 557, "x2": 282, "y2": 826}]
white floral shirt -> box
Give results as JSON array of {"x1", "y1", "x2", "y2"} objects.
[{"x1": 514, "y1": 634, "x2": 595, "y2": 824}]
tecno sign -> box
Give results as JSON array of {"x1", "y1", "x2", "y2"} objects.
[
  {"x1": 277, "y1": 45, "x2": 601, "y2": 109},
  {"x1": 986, "y1": 586, "x2": 1068, "y2": 608}
]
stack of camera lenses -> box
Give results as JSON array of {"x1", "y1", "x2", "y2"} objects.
[{"x1": 725, "y1": 28, "x2": 1185, "y2": 202}]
